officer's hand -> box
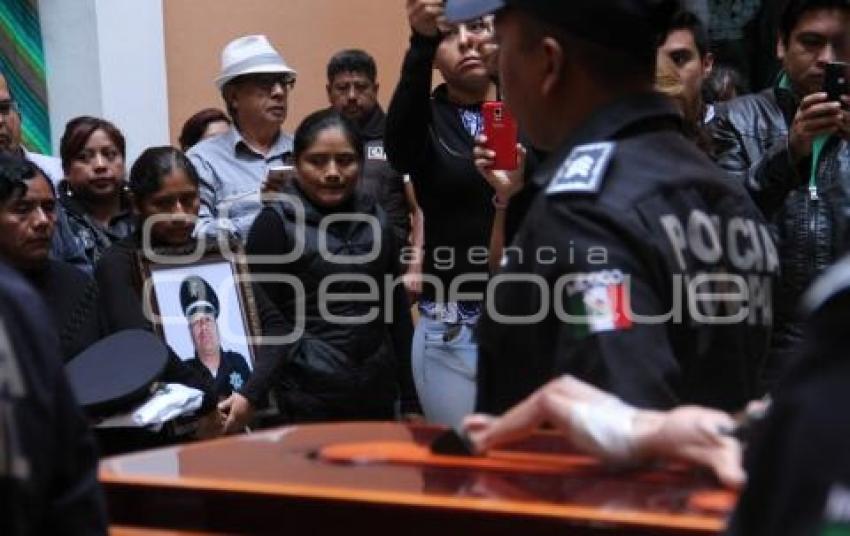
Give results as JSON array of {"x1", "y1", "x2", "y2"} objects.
[
  {"x1": 407, "y1": 0, "x2": 445, "y2": 37},
  {"x1": 461, "y1": 413, "x2": 498, "y2": 454},
  {"x1": 219, "y1": 393, "x2": 255, "y2": 435},
  {"x1": 790, "y1": 92, "x2": 844, "y2": 161},
  {"x1": 473, "y1": 135, "x2": 527, "y2": 205},
  {"x1": 635, "y1": 406, "x2": 745, "y2": 489}
]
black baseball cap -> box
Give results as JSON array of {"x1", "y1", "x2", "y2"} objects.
[
  {"x1": 445, "y1": 0, "x2": 506, "y2": 22},
  {"x1": 445, "y1": 0, "x2": 679, "y2": 53}
]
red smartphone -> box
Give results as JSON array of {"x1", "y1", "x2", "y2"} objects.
[{"x1": 482, "y1": 101, "x2": 518, "y2": 171}]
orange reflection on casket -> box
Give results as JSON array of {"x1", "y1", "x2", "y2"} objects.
[{"x1": 99, "y1": 422, "x2": 736, "y2": 535}]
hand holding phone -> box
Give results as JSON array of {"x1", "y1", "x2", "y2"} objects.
[
  {"x1": 407, "y1": 0, "x2": 445, "y2": 38},
  {"x1": 824, "y1": 61, "x2": 849, "y2": 104},
  {"x1": 482, "y1": 101, "x2": 519, "y2": 171},
  {"x1": 263, "y1": 165, "x2": 296, "y2": 194},
  {"x1": 473, "y1": 134, "x2": 527, "y2": 205}
]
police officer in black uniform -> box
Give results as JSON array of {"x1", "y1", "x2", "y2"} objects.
[
  {"x1": 445, "y1": 0, "x2": 779, "y2": 414},
  {"x1": 726, "y1": 256, "x2": 850, "y2": 535},
  {"x1": 0, "y1": 261, "x2": 107, "y2": 534},
  {"x1": 180, "y1": 275, "x2": 252, "y2": 400}
]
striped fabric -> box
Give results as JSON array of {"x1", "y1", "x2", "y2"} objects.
[{"x1": 0, "y1": 0, "x2": 50, "y2": 155}]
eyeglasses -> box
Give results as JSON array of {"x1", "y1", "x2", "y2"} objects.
[
  {"x1": 0, "y1": 99, "x2": 19, "y2": 117},
  {"x1": 238, "y1": 73, "x2": 296, "y2": 92}
]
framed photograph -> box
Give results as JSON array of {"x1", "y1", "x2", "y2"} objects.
[{"x1": 137, "y1": 245, "x2": 261, "y2": 383}]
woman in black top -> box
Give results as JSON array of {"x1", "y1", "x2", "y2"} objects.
[
  {"x1": 385, "y1": 2, "x2": 498, "y2": 426},
  {"x1": 52, "y1": 116, "x2": 135, "y2": 274},
  {"x1": 0, "y1": 153, "x2": 100, "y2": 360},
  {"x1": 95, "y1": 147, "x2": 288, "y2": 444},
  {"x1": 247, "y1": 109, "x2": 418, "y2": 422}
]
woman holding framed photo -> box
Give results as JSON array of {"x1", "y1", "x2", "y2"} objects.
[
  {"x1": 94, "y1": 146, "x2": 289, "y2": 444},
  {"x1": 246, "y1": 109, "x2": 419, "y2": 423}
]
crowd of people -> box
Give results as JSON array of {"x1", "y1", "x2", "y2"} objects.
[{"x1": 4, "y1": 0, "x2": 850, "y2": 533}]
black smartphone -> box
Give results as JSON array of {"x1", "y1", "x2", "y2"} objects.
[{"x1": 824, "y1": 61, "x2": 849, "y2": 103}]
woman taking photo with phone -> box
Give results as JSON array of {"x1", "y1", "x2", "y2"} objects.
[
  {"x1": 385, "y1": 1, "x2": 499, "y2": 427},
  {"x1": 246, "y1": 108, "x2": 419, "y2": 422}
]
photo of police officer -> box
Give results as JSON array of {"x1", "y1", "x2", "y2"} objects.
[{"x1": 180, "y1": 275, "x2": 252, "y2": 400}]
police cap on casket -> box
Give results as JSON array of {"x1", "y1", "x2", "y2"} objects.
[
  {"x1": 65, "y1": 330, "x2": 169, "y2": 417},
  {"x1": 180, "y1": 275, "x2": 219, "y2": 319}
]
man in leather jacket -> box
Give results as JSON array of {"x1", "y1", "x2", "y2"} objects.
[{"x1": 710, "y1": 0, "x2": 850, "y2": 391}]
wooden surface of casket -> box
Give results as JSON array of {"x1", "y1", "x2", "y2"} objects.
[{"x1": 99, "y1": 422, "x2": 736, "y2": 535}]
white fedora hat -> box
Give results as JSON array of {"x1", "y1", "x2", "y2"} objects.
[{"x1": 214, "y1": 34, "x2": 296, "y2": 90}]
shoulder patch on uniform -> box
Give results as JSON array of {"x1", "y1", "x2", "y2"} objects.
[{"x1": 546, "y1": 142, "x2": 616, "y2": 196}]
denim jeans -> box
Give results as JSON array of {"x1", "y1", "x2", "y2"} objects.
[{"x1": 411, "y1": 314, "x2": 478, "y2": 427}]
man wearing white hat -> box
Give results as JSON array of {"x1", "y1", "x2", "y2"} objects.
[{"x1": 188, "y1": 35, "x2": 297, "y2": 239}]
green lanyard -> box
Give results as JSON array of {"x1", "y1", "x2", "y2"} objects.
[
  {"x1": 811, "y1": 135, "x2": 828, "y2": 201},
  {"x1": 779, "y1": 73, "x2": 826, "y2": 200}
]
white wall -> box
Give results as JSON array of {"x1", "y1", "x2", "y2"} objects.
[{"x1": 38, "y1": 0, "x2": 170, "y2": 165}]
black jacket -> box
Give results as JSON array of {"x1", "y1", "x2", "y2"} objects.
[
  {"x1": 0, "y1": 262, "x2": 107, "y2": 535},
  {"x1": 246, "y1": 182, "x2": 417, "y2": 421},
  {"x1": 711, "y1": 84, "x2": 850, "y2": 387},
  {"x1": 727, "y1": 255, "x2": 850, "y2": 536},
  {"x1": 385, "y1": 32, "x2": 494, "y2": 302},
  {"x1": 53, "y1": 182, "x2": 135, "y2": 274},
  {"x1": 355, "y1": 105, "x2": 411, "y2": 247},
  {"x1": 477, "y1": 93, "x2": 778, "y2": 415},
  {"x1": 23, "y1": 259, "x2": 102, "y2": 361}
]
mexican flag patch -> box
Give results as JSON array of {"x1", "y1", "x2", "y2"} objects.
[{"x1": 565, "y1": 271, "x2": 632, "y2": 338}]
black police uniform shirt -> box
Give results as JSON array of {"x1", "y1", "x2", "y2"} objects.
[
  {"x1": 0, "y1": 262, "x2": 107, "y2": 535},
  {"x1": 186, "y1": 349, "x2": 252, "y2": 399},
  {"x1": 476, "y1": 93, "x2": 779, "y2": 415},
  {"x1": 727, "y1": 256, "x2": 850, "y2": 536}
]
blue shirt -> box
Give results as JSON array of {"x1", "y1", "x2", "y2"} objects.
[{"x1": 187, "y1": 126, "x2": 293, "y2": 240}]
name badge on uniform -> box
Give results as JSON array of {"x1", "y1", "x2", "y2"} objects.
[
  {"x1": 367, "y1": 145, "x2": 386, "y2": 161},
  {"x1": 547, "y1": 142, "x2": 616, "y2": 196}
]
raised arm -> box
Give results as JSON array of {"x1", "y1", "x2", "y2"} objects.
[
  {"x1": 385, "y1": 1, "x2": 444, "y2": 174},
  {"x1": 472, "y1": 135, "x2": 527, "y2": 272}
]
